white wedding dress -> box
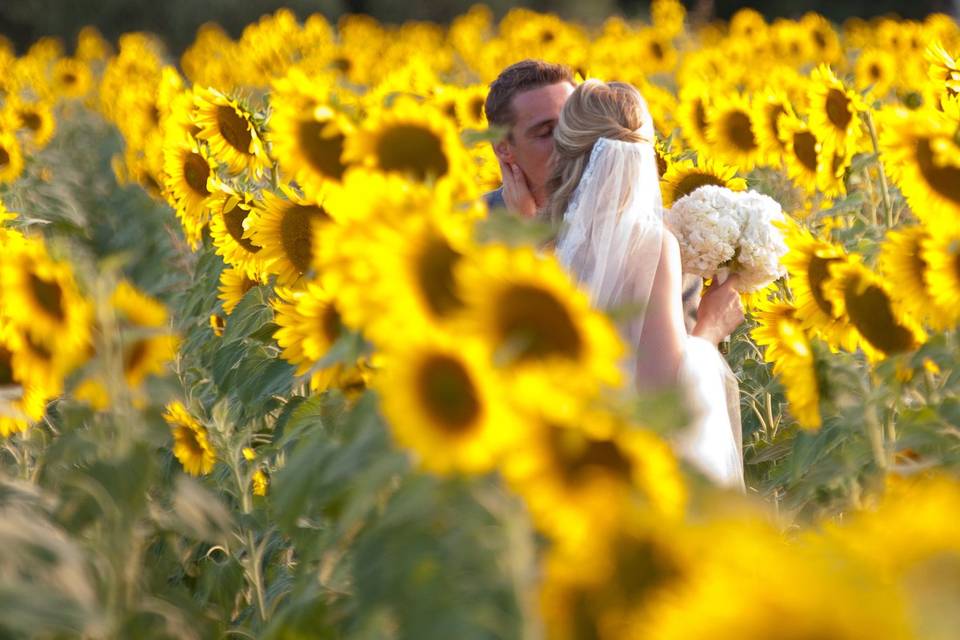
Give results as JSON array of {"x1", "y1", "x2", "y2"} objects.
[{"x1": 554, "y1": 117, "x2": 744, "y2": 490}]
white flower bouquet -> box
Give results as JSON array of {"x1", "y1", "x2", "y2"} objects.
[{"x1": 665, "y1": 185, "x2": 788, "y2": 292}]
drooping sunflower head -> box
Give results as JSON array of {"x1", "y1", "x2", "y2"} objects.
[
  {"x1": 162, "y1": 138, "x2": 216, "y2": 248},
  {"x1": 823, "y1": 256, "x2": 927, "y2": 362},
  {"x1": 780, "y1": 224, "x2": 855, "y2": 351},
  {"x1": 269, "y1": 68, "x2": 355, "y2": 200},
  {"x1": 375, "y1": 333, "x2": 515, "y2": 475},
  {"x1": 455, "y1": 84, "x2": 488, "y2": 130},
  {"x1": 0, "y1": 128, "x2": 24, "y2": 184},
  {"x1": 877, "y1": 105, "x2": 960, "y2": 231},
  {"x1": 676, "y1": 81, "x2": 713, "y2": 154},
  {"x1": 246, "y1": 187, "x2": 332, "y2": 285},
  {"x1": 271, "y1": 281, "x2": 346, "y2": 376},
  {"x1": 921, "y1": 229, "x2": 960, "y2": 329},
  {"x1": 208, "y1": 186, "x2": 265, "y2": 279},
  {"x1": 343, "y1": 96, "x2": 470, "y2": 193},
  {"x1": 218, "y1": 265, "x2": 266, "y2": 316},
  {"x1": 193, "y1": 86, "x2": 270, "y2": 175},
  {"x1": 807, "y1": 64, "x2": 865, "y2": 154},
  {"x1": 660, "y1": 157, "x2": 747, "y2": 208},
  {"x1": 879, "y1": 226, "x2": 953, "y2": 330},
  {"x1": 777, "y1": 111, "x2": 822, "y2": 194},
  {"x1": 751, "y1": 88, "x2": 794, "y2": 164},
  {"x1": 163, "y1": 400, "x2": 217, "y2": 476},
  {"x1": 705, "y1": 92, "x2": 762, "y2": 171}
]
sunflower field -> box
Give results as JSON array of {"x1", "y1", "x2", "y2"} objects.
[{"x1": 0, "y1": 2, "x2": 959, "y2": 638}]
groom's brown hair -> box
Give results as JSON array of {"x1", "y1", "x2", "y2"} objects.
[{"x1": 484, "y1": 59, "x2": 574, "y2": 137}]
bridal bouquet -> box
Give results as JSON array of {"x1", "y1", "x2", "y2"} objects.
[{"x1": 665, "y1": 185, "x2": 788, "y2": 292}]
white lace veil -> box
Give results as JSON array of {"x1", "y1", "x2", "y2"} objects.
[{"x1": 554, "y1": 107, "x2": 663, "y2": 350}]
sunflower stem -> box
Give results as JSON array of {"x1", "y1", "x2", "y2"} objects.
[{"x1": 863, "y1": 110, "x2": 893, "y2": 228}]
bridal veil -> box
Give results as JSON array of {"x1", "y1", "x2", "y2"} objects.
[{"x1": 553, "y1": 97, "x2": 744, "y2": 490}]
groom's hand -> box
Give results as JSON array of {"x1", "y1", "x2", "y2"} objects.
[
  {"x1": 496, "y1": 157, "x2": 538, "y2": 218},
  {"x1": 692, "y1": 274, "x2": 745, "y2": 347}
]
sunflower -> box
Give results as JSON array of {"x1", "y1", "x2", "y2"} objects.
[
  {"x1": 750, "y1": 298, "x2": 823, "y2": 429},
  {"x1": 676, "y1": 81, "x2": 713, "y2": 155},
  {"x1": 823, "y1": 256, "x2": 926, "y2": 362},
  {"x1": 807, "y1": 65, "x2": 866, "y2": 155},
  {"x1": 750, "y1": 88, "x2": 794, "y2": 166},
  {"x1": 374, "y1": 332, "x2": 516, "y2": 475},
  {"x1": 52, "y1": 57, "x2": 93, "y2": 99},
  {"x1": 705, "y1": 93, "x2": 762, "y2": 171},
  {"x1": 455, "y1": 244, "x2": 624, "y2": 399},
  {"x1": 800, "y1": 13, "x2": 843, "y2": 66},
  {"x1": 921, "y1": 229, "x2": 960, "y2": 329},
  {"x1": 780, "y1": 224, "x2": 855, "y2": 350},
  {"x1": 0, "y1": 128, "x2": 24, "y2": 184},
  {"x1": 218, "y1": 266, "x2": 265, "y2": 315},
  {"x1": 208, "y1": 186, "x2": 265, "y2": 279},
  {"x1": 72, "y1": 378, "x2": 110, "y2": 412},
  {"x1": 111, "y1": 280, "x2": 168, "y2": 328},
  {"x1": 880, "y1": 226, "x2": 953, "y2": 331},
  {"x1": 343, "y1": 96, "x2": 472, "y2": 196},
  {"x1": 122, "y1": 333, "x2": 180, "y2": 388},
  {"x1": 925, "y1": 41, "x2": 960, "y2": 97},
  {"x1": 855, "y1": 49, "x2": 897, "y2": 98},
  {"x1": 455, "y1": 84, "x2": 488, "y2": 130},
  {"x1": 269, "y1": 69, "x2": 354, "y2": 200},
  {"x1": 659, "y1": 158, "x2": 747, "y2": 208},
  {"x1": 503, "y1": 402, "x2": 685, "y2": 548},
  {"x1": 162, "y1": 137, "x2": 216, "y2": 248},
  {"x1": 163, "y1": 400, "x2": 217, "y2": 476},
  {"x1": 193, "y1": 86, "x2": 270, "y2": 175},
  {"x1": 246, "y1": 187, "x2": 331, "y2": 285},
  {"x1": 313, "y1": 171, "x2": 482, "y2": 340},
  {"x1": 877, "y1": 105, "x2": 960, "y2": 232},
  {"x1": 252, "y1": 469, "x2": 269, "y2": 497},
  {"x1": 6, "y1": 99, "x2": 56, "y2": 149},
  {"x1": 540, "y1": 513, "x2": 696, "y2": 640},
  {"x1": 271, "y1": 281, "x2": 345, "y2": 376},
  {"x1": 0, "y1": 237, "x2": 92, "y2": 358},
  {"x1": 777, "y1": 110, "x2": 822, "y2": 194},
  {"x1": 0, "y1": 331, "x2": 51, "y2": 435}
]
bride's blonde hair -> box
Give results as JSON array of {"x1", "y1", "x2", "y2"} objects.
[{"x1": 542, "y1": 79, "x2": 652, "y2": 225}]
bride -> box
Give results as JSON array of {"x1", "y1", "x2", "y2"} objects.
[{"x1": 542, "y1": 79, "x2": 745, "y2": 490}]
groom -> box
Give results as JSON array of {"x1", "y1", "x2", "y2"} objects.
[{"x1": 482, "y1": 59, "x2": 744, "y2": 346}]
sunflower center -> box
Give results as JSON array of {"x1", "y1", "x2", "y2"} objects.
[
  {"x1": 0, "y1": 147, "x2": 9, "y2": 167},
  {"x1": 376, "y1": 124, "x2": 449, "y2": 181},
  {"x1": 281, "y1": 204, "x2": 329, "y2": 274},
  {"x1": 496, "y1": 285, "x2": 583, "y2": 362},
  {"x1": 812, "y1": 30, "x2": 828, "y2": 50},
  {"x1": 216, "y1": 105, "x2": 253, "y2": 154},
  {"x1": 29, "y1": 274, "x2": 66, "y2": 320},
  {"x1": 655, "y1": 149, "x2": 667, "y2": 177},
  {"x1": 694, "y1": 99, "x2": 708, "y2": 135},
  {"x1": 298, "y1": 119, "x2": 347, "y2": 180},
  {"x1": 844, "y1": 281, "x2": 917, "y2": 355},
  {"x1": 613, "y1": 535, "x2": 683, "y2": 604},
  {"x1": 223, "y1": 202, "x2": 261, "y2": 253},
  {"x1": 550, "y1": 426, "x2": 633, "y2": 485},
  {"x1": 470, "y1": 97, "x2": 484, "y2": 121},
  {"x1": 20, "y1": 111, "x2": 41, "y2": 132},
  {"x1": 442, "y1": 101, "x2": 458, "y2": 119},
  {"x1": 723, "y1": 111, "x2": 757, "y2": 151},
  {"x1": 332, "y1": 57, "x2": 352, "y2": 73},
  {"x1": 672, "y1": 172, "x2": 725, "y2": 203},
  {"x1": 766, "y1": 104, "x2": 787, "y2": 142},
  {"x1": 869, "y1": 64, "x2": 882, "y2": 81},
  {"x1": 25, "y1": 335, "x2": 53, "y2": 361},
  {"x1": 62, "y1": 72, "x2": 77, "y2": 85},
  {"x1": 825, "y1": 88, "x2": 853, "y2": 131},
  {"x1": 417, "y1": 237, "x2": 464, "y2": 317},
  {"x1": 321, "y1": 305, "x2": 343, "y2": 344},
  {"x1": 124, "y1": 339, "x2": 149, "y2": 374},
  {"x1": 916, "y1": 137, "x2": 960, "y2": 205},
  {"x1": 793, "y1": 130, "x2": 818, "y2": 172},
  {"x1": 0, "y1": 347, "x2": 16, "y2": 386},
  {"x1": 650, "y1": 41, "x2": 665, "y2": 61},
  {"x1": 176, "y1": 424, "x2": 207, "y2": 458},
  {"x1": 183, "y1": 153, "x2": 211, "y2": 196},
  {"x1": 808, "y1": 255, "x2": 841, "y2": 315},
  {"x1": 416, "y1": 354, "x2": 481, "y2": 433}
]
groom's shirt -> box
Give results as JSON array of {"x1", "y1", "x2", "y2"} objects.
[{"x1": 482, "y1": 186, "x2": 702, "y2": 333}]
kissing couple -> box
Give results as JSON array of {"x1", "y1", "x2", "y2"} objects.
[{"x1": 484, "y1": 60, "x2": 746, "y2": 489}]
